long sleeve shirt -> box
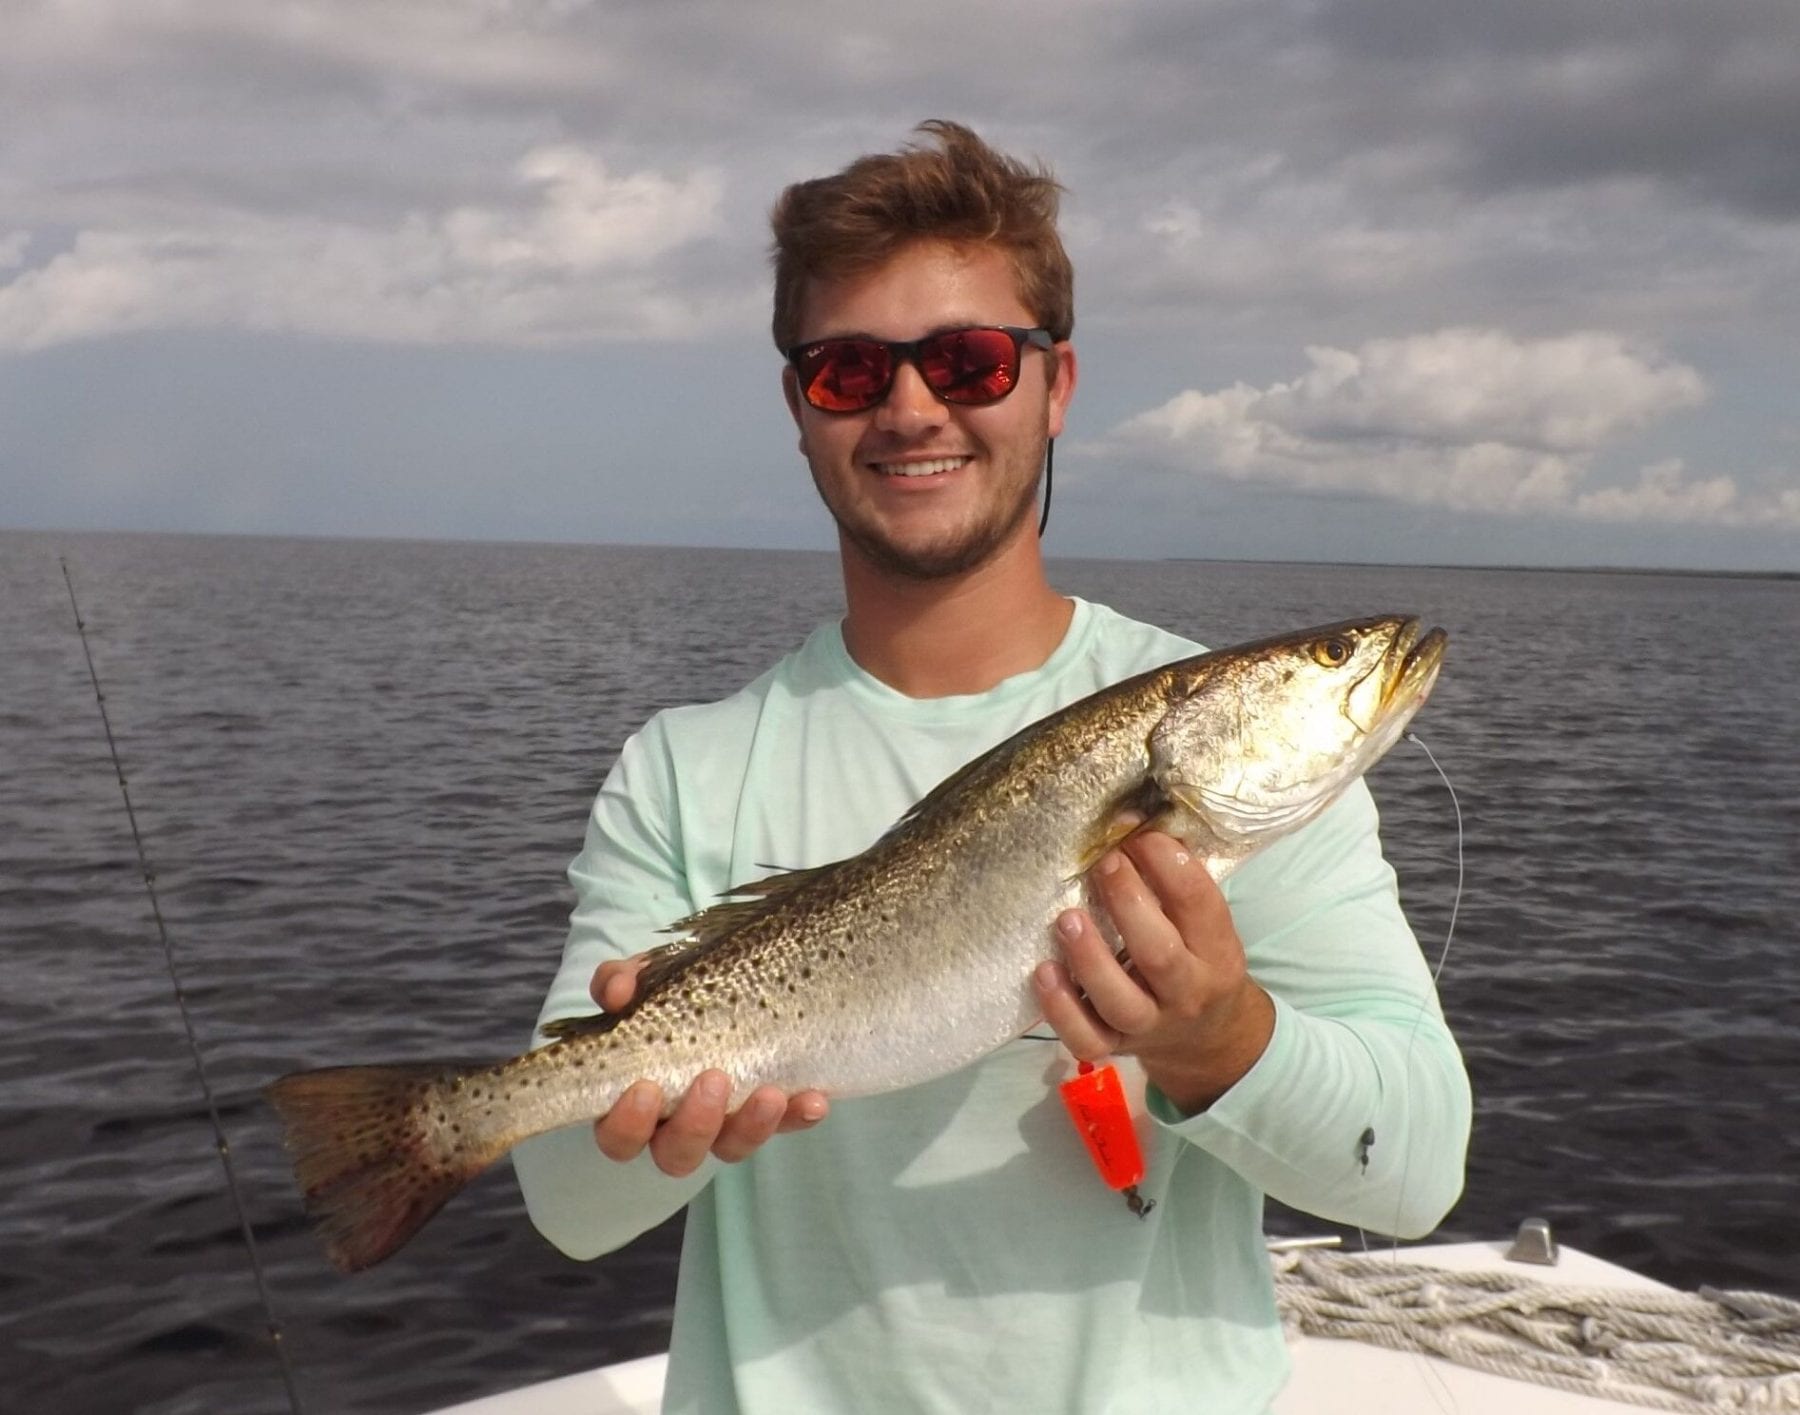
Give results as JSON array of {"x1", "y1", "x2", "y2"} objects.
[{"x1": 513, "y1": 598, "x2": 1471, "y2": 1415}]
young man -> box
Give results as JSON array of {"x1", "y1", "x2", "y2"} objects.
[{"x1": 514, "y1": 122, "x2": 1470, "y2": 1414}]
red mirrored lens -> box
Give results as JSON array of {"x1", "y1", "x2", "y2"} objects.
[
  {"x1": 918, "y1": 328, "x2": 1020, "y2": 404},
  {"x1": 797, "y1": 341, "x2": 895, "y2": 412},
  {"x1": 793, "y1": 327, "x2": 1033, "y2": 412}
]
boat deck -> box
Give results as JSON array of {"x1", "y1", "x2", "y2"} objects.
[{"x1": 432, "y1": 1241, "x2": 1679, "y2": 1414}]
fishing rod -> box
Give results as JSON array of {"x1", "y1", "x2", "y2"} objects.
[{"x1": 60, "y1": 557, "x2": 306, "y2": 1415}]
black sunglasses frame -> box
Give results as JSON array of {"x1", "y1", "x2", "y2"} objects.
[{"x1": 786, "y1": 325, "x2": 1056, "y2": 413}]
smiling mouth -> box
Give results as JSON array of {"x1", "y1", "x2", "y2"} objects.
[{"x1": 870, "y1": 456, "x2": 972, "y2": 478}]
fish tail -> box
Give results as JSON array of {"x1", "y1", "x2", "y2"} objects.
[{"x1": 265, "y1": 1061, "x2": 493, "y2": 1273}]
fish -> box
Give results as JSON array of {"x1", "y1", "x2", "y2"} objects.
[{"x1": 266, "y1": 613, "x2": 1445, "y2": 1272}]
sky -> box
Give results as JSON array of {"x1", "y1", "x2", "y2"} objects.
[{"x1": 4, "y1": 0, "x2": 1798, "y2": 571}]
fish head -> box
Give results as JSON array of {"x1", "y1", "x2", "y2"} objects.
[{"x1": 1150, "y1": 615, "x2": 1446, "y2": 852}]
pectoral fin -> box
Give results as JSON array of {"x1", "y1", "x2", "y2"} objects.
[{"x1": 1068, "y1": 777, "x2": 1174, "y2": 880}]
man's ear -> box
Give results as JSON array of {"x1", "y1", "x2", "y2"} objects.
[
  {"x1": 781, "y1": 365, "x2": 809, "y2": 453},
  {"x1": 1046, "y1": 342, "x2": 1079, "y2": 440},
  {"x1": 782, "y1": 365, "x2": 805, "y2": 426}
]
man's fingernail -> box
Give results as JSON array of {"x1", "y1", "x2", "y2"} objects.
[
  {"x1": 1057, "y1": 911, "x2": 1083, "y2": 939},
  {"x1": 1098, "y1": 852, "x2": 1122, "y2": 875},
  {"x1": 699, "y1": 1073, "x2": 729, "y2": 1105},
  {"x1": 1036, "y1": 961, "x2": 1060, "y2": 991}
]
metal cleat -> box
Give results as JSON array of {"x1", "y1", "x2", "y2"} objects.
[{"x1": 1506, "y1": 1215, "x2": 1560, "y2": 1266}]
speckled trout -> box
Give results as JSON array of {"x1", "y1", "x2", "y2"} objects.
[{"x1": 267, "y1": 614, "x2": 1445, "y2": 1271}]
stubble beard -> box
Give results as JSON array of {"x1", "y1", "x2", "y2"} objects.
[{"x1": 817, "y1": 443, "x2": 1046, "y2": 583}]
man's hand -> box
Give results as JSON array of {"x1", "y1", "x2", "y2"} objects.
[
  {"x1": 1033, "y1": 831, "x2": 1275, "y2": 1115},
  {"x1": 587, "y1": 953, "x2": 829, "y2": 1177}
]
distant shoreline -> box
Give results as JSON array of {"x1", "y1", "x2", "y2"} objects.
[
  {"x1": 5, "y1": 524, "x2": 1796, "y2": 581},
  {"x1": 1157, "y1": 556, "x2": 1800, "y2": 582}
]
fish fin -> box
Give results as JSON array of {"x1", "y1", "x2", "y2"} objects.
[
  {"x1": 1067, "y1": 777, "x2": 1174, "y2": 879},
  {"x1": 539, "y1": 1010, "x2": 625, "y2": 1041},
  {"x1": 1070, "y1": 814, "x2": 1149, "y2": 877},
  {"x1": 264, "y1": 1061, "x2": 494, "y2": 1274},
  {"x1": 664, "y1": 864, "x2": 837, "y2": 947},
  {"x1": 624, "y1": 939, "x2": 702, "y2": 994},
  {"x1": 715, "y1": 865, "x2": 835, "y2": 902},
  {"x1": 886, "y1": 748, "x2": 1012, "y2": 833},
  {"x1": 538, "y1": 939, "x2": 696, "y2": 1039},
  {"x1": 884, "y1": 664, "x2": 1178, "y2": 838}
]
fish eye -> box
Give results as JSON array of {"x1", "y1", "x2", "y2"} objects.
[{"x1": 1312, "y1": 636, "x2": 1353, "y2": 668}]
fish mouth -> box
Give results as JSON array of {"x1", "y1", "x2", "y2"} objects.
[{"x1": 1380, "y1": 617, "x2": 1447, "y2": 719}]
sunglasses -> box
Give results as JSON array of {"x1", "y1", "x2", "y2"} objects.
[{"x1": 787, "y1": 325, "x2": 1055, "y2": 414}]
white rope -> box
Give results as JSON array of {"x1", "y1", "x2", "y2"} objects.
[{"x1": 1272, "y1": 1250, "x2": 1800, "y2": 1412}]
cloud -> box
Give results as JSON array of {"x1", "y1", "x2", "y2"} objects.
[
  {"x1": 3, "y1": 0, "x2": 1797, "y2": 564},
  {"x1": 1301, "y1": 0, "x2": 1800, "y2": 220},
  {"x1": 1247, "y1": 329, "x2": 1705, "y2": 453},
  {"x1": 8, "y1": 2, "x2": 1798, "y2": 349},
  {"x1": 1106, "y1": 327, "x2": 1799, "y2": 527},
  {"x1": 0, "y1": 146, "x2": 731, "y2": 349},
  {"x1": 1572, "y1": 460, "x2": 1800, "y2": 527}
]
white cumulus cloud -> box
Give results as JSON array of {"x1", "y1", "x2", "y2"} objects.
[
  {"x1": 1571, "y1": 460, "x2": 1794, "y2": 527},
  {"x1": 0, "y1": 146, "x2": 728, "y2": 350},
  {"x1": 1106, "y1": 327, "x2": 1797, "y2": 527}
]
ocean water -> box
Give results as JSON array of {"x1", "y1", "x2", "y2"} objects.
[{"x1": 1, "y1": 529, "x2": 1795, "y2": 1415}]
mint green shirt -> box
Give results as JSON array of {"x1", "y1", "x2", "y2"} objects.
[{"x1": 514, "y1": 599, "x2": 1470, "y2": 1414}]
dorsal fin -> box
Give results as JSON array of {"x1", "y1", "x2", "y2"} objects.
[
  {"x1": 663, "y1": 861, "x2": 840, "y2": 947},
  {"x1": 536, "y1": 939, "x2": 709, "y2": 1041},
  {"x1": 539, "y1": 1009, "x2": 625, "y2": 1041},
  {"x1": 544, "y1": 864, "x2": 846, "y2": 1043},
  {"x1": 628, "y1": 939, "x2": 703, "y2": 992},
  {"x1": 886, "y1": 749, "x2": 1007, "y2": 836}
]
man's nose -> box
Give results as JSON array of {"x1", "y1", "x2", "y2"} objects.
[{"x1": 873, "y1": 360, "x2": 947, "y2": 435}]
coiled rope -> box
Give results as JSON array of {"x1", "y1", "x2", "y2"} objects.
[{"x1": 1273, "y1": 1249, "x2": 1800, "y2": 1412}]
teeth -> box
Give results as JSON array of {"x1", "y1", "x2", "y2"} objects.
[{"x1": 873, "y1": 457, "x2": 969, "y2": 477}]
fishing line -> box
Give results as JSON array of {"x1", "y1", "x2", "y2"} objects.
[
  {"x1": 1405, "y1": 730, "x2": 1463, "y2": 986},
  {"x1": 60, "y1": 558, "x2": 306, "y2": 1415},
  {"x1": 1357, "y1": 729, "x2": 1464, "y2": 1256},
  {"x1": 1348, "y1": 728, "x2": 1467, "y2": 1414}
]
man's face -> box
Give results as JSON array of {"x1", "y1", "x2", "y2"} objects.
[{"x1": 783, "y1": 240, "x2": 1076, "y2": 581}]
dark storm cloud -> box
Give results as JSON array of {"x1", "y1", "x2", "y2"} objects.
[{"x1": 1302, "y1": 0, "x2": 1800, "y2": 219}]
